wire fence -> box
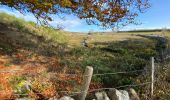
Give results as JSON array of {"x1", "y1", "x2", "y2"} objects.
[
  {"x1": 0, "y1": 55, "x2": 170, "y2": 100},
  {"x1": 0, "y1": 69, "x2": 148, "y2": 75},
  {"x1": 92, "y1": 69, "x2": 149, "y2": 76},
  {"x1": 0, "y1": 67, "x2": 153, "y2": 98}
]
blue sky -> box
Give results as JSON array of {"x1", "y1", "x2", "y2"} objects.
[{"x1": 0, "y1": 0, "x2": 170, "y2": 32}]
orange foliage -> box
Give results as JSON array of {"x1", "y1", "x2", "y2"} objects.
[
  {"x1": 0, "y1": 0, "x2": 150, "y2": 28},
  {"x1": 0, "y1": 48, "x2": 84, "y2": 99}
]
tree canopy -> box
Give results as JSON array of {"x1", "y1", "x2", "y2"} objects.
[{"x1": 0, "y1": 0, "x2": 150, "y2": 28}]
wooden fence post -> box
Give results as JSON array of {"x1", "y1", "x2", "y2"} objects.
[
  {"x1": 151, "y1": 57, "x2": 155, "y2": 100},
  {"x1": 80, "y1": 66, "x2": 93, "y2": 100}
]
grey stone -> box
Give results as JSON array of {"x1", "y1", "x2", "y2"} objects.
[
  {"x1": 108, "y1": 89, "x2": 130, "y2": 100},
  {"x1": 16, "y1": 97, "x2": 29, "y2": 100},
  {"x1": 95, "y1": 91, "x2": 110, "y2": 100},
  {"x1": 119, "y1": 90, "x2": 129, "y2": 100},
  {"x1": 59, "y1": 96, "x2": 74, "y2": 100},
  {"x1": 128, "y1": 88, "x2": 140, "y2": 100},
  {"x1": 48, "y1": 96, "x2": 58, "y2": 100}
]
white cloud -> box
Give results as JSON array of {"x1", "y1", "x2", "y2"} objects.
[
  {"x1": 0, "y1": 6, "x2": 84, "y2": 31},
  {"x1": 49, "y1": 17, "x2": 83, "y2": 31}
]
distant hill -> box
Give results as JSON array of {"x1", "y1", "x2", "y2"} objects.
[{"x1": 118, "y1": 29, "x2": 170, "y2": 33}]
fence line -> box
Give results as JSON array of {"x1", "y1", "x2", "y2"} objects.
[
  {"x1": 0, "y1": 91, "x2": 82, "y2": 95},
  {"x1": 79, "y1": 66, "x2": 93, "y2": 100},
  {"x1": 0, "y1": 57, "x2": 157, "y2": 100},
  {"x1": 88, "y1": 82, "x2": 152, "y2": 93},
  {"x1": 151, "y1": 57, "x2": 155, "y2": 100},
  {"x1": 0, "y1": 69, "x2": 149, "y2": 76},
  {"x1": 0, "y1": 82, "x2": 153, "y2": 97},
  {"x1": 48, "y1": 69, "x2": 149, "y2": 77},
  {"x1": 92, "y1": 69, "x2": 148, "y2": 76}
]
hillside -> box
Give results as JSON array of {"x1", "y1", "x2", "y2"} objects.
[{"x1": 0, "y1": 13, "x2": 170, "y2": 100}]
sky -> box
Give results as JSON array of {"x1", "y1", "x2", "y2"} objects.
[{"x1": 0, "y1": 0, "x2": 170, "y2": 32}]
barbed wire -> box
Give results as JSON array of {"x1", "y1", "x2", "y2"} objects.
[
  {"x1": 0, "y1": 64, "x2": 156, "y2": 99},
  {"x1": 49, "y1": 73, "x2": 83, "y2": 77},
  {"x1": 0, "y1": 57, "x2": 158, "y2": 99},
  {"x1": 92, "y1": 69, "x2": 149, "y2": 76},
  {"x1": 0, "y1": 69, "x2": 149, "y2": 76},
  {"x1": 0, "y1": 81, "x2": 152, "y2": 99},
  {"x1": 88, "y1": 82, "x2": 152, "y2": 93}
]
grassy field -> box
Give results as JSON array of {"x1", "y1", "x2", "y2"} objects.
[
  {"x1": 68, "y1": 30, "x2": 169, "y2": 47},
  {"x1": 0, "y1": 12, "x2": 170, "y2": 99}
]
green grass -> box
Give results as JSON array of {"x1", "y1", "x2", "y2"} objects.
[
  {"x1": 0, "y1": 12, "x2": 68, "y2": 43},
  {"x1": 62, "y1": 38, "x2": 159, "y2": 88}
]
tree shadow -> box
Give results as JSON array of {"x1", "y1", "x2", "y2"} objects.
[{"x1": 0, "y1": 22, "x2": 68, "y2": 73}]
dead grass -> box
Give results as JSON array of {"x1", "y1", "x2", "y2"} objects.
[{"x1": 68, "y1": 32, "x2": 165, "y2": 47}]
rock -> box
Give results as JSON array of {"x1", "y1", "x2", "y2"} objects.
[
  {"x1": 108, "y1": 89, "x2": 129, "y2": 100},
  {"x1": 119, "y1": 90, "x2": 129, "y2": 100},
  {"x1": 16, "y1": 97, "x2": 29, "y2": 100},
  {"x1": 59, "y1": 96, "x2": 74, "y2": 100},
  {"x1": 48, "y1": 96, "x2": 58, "y2": 100},
  {"x1": 128, "y1": 88, "x2": 140, "y2": 100},
  {"x1": 95, "y1": 91, "x2": 110, "y2": 100}
]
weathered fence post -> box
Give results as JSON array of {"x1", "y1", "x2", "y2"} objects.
[
  {"x1": 80, "y1": 66, "x2": 93, "y2": 100},
  {"x1": 151, "y1": 57, "x2": 155, "y2": 100}
]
